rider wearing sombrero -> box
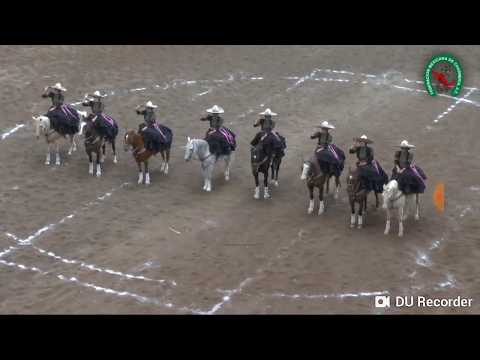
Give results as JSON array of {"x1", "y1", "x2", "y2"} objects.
[
  {"x1": 349, "y1": 134, "x2": 388, "y2": 193},
  {"x1": 82, "y1": 91, "x2": 119, "y2": 142},
  {"x1": 310, "y1": 121, "x2": 345, "y2": 176},
  {"x1": 251, "y1": 108, "x2": 286, "y2": 157},
  {"x1": 200, "y1": 105, "x2": 236, "y2": 157},
  {"x1": 136, "y1": 101, "x2": 173, "y2": 153},
  {"x1": 391, "y1": 140, "x2": 427, "y2": 194},
  {"x1": 41, "y1": 83, "x2": 80, "y2": 135}
]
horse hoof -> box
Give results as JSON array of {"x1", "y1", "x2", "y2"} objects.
[
  {"x1": 350, "y1": 223, "x2": 355, "y2": 228},
  {"x1": 307, "y1": 208, "x2": 314, "y2": 215},
  {"x1": 415, "y1": 215, "x2": 420, "y2": 221},
  {"x1": 45, "y1": 161, "x2": 50, "y2": 166},
  {"x1": 55, "y1": 161, "x2": 61, "y2": 166},
  {"x1": 113, "y1": 158, "x2": 118, "y2": 164},
  {"x1": 357, "y1": 224, "x2": 362, "y2": 229},
  {"x1": 96, "y1": 172, "x2": 101, "y2": 177}
]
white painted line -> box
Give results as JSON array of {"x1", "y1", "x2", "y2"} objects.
[
  {"x1": 1, "y1": 124, "x2": 25, "y2": 141},
  {"x1": 433, "y1": 88, "x2": 476, "y2": 123},
  {"x1": 270, "y1": 290, "x2": 389, "y2": 300},
  {"x1": 168, "y1": 227, "x2": 181, "y2": 235}
]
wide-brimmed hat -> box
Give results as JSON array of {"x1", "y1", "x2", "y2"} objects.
[
  {"x1": 206, "y1": 105, "x2": 224, "y2": 114},
  {"x1": 92, "y1": 90, "x2": 107, "y2": 98},
  {"x1": 52, "y1": 83, "x2": 67, "y2": 91},
  {"x1": 316, "y1": 120, "x2": 335, "y2": 130},
  {"x1": 398, "y1": 140, "x2": 415, "y2": 148},
  {"x1": 354, "y1": 134, "x2": 373, "y2": 144},
  {"x1": 259, "y1": 108, "x2": 277, "y2": 116},
  {"x1": 145, "y1": 101, "x2": 158, "y2": 109}
]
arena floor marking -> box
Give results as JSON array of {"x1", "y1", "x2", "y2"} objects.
[
  {"x1": 1, "y1": 67, "x2": 478, "y2": 313},
  {"x1": 433, "y1": 88, "x2": 477, "y2": 124}
]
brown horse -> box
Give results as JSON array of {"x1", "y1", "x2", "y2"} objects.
[
  {"x1": 123, "y1": 129, "x2": 171, "y2": 185},
  {"x1": 300, "y1": 155, "x2": 331, "y2": 215},
  {"x1": 346, "y1": 166, "x2": 379, "y2": 229},
  {"x1": 84, "y1": 120, "x2": 105, "y2": 177}
]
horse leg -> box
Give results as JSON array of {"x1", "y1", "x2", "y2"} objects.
[
  {"x1": 137, "y1": 161, "x2": 143, "y2": 184},
  {"x1": 357, "y1": 197, "x2": 364, "y2": 229},
  {"x1": 206, "y1": 164, "x2": 213, "y2": 192},
  {"x1": 264, "y1": 169, "x2": 271, "y2": 199},
  {"x1": 160, "y1": 150, "x2": 166, "y2": 173},
  {"x1": 350, "y1": 200, "x2": 356, "y2": 228},
  {"x1": 88, "y1": 151, "x2": 94, "y2": 175},
  {"x1": 164, "y1": 148, "x2": 170, "y2": 174},
  {"x1": 101, "y1": 143, "x2": 106, "y2": 163},
  {"x1": 374, "y1": 192, "x2": 380, "y2": 210},
  {"x1": 384, "y1": 206, "x2": 391, "y2": 235},
  {"x1": 145, "y1": 160, "x2": 150, "y2": 185},
  {"x1": 415, "y1": 194, "x2": 420, "y2": 220},
  {"x1": 398, "y1": 205, "x2": 404, "y2": 237},
  {"x1": 307, "y1": 185, "x2": 314, "y2": 214},
  {"x1": 96, "y1": 150, "x2": 102, "y2": 177},
  {"x1": 68, "y1": 135, "x2": 75, "y2": 155},
  {"x1": 224, "y1": 155, "x2": 231, "y2": 181},
  {"x1": 318, "y1": 179, "x2": 325, "y2": 215},
  {"x1": 45, "y1": 143, "x2": 51, "y2": 165},
  {"x1": 112, "y1": 140, "x2": 118, "y2": 164},
  {"x1": 271, "y1": 158, "x2": 280, "y2": 187},
  {"x1": 334, "y1": 175, "x2": 340, "y2": 200},
  {"x1": 55, "y1": 142, "x2": 61, "y2": 165},
  {"x1": 253, "y1": 170, "x2": 260, "y2": 199}
]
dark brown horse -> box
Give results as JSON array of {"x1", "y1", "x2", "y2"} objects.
[
  {"x1": 124, "y1": 128, "x2": 171, "y2": 185},
  {"x1": 83, "y1": 120, "x2": 105, "y2": 177},
  {"x1": 346, "y1": 166, "x2": 379, "y2": 228},
  {"x1": 300, "y1": 156, "x2": 330, "y2": 215}
]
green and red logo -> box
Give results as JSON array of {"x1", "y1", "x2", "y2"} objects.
[{"x1": 424, "y1": 54, "x2": 463, "y2": 96}]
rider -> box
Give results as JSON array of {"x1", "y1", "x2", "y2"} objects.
[
  {"x1": 41, "y1": 82, "x2": 80, "y2": 135},
  {"x1": 251, "y1": 108, "x2": 286, "y2": 156},
  {"x1": 82, "y1": 91, "x2": 118, "y2": 142},
  {"x1": 349, "y1": 134, "x2": 388, "y2": 193},
  {"x1": 201, "y1": 105, "x2": 236, "y2": 157},
  {"x1": 391, "y1": 140, "x2": 427, "y2": 194},
  {"x1": 135, "y1": 101, "x2": 172, "y2": 153},
  {"x1": 310, "y1": 120, "x2": 344, "y2": 176}
]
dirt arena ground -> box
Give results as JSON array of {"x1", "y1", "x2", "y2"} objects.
[{"x1": 0, "y1": 46, "x2": 479, "y2": 314}]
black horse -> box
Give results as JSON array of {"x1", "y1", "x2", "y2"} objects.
[{"x1": 251, "y1": 133, "x2": 278, "y2": 199}]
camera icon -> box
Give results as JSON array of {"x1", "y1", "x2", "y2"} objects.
[{"x1": 375, "y1": 296, "x2": 391, "y2": 308}]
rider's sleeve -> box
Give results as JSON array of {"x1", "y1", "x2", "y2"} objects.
[
  {"x1": 349, "y1": 145, "x2": 357, "y2": 154},
  {"x1": 136, "y1": 109, "x2": 145, "y2": 115},
  {"x1": 394, "y1": 151, "x2": 400, "y2": 166},
  {"x1": 200, "y1": 115, "x2": 210, "y2": 122},
  {"x1": 250, "y1": 133, "x2": 261, "y2": 146},
  {"x1": 310, "y1": 131, "x2": 320, "y2": 139}
]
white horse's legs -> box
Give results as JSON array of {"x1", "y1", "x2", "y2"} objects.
[
  {"x1": 384, "y1": 208, "x2": 391, "y2": 235},
  {"x1": 334, "y1": 185, "x2": 340, "y2": 200},
  {"x1": 318, "y1": 200, "x2": 325, "y2": 215},
  {"x1": 254, "y1": 186, "x2": 260, "y2": 199},
  {"x1": 357, "y1": 215, "x2": 363, "y2": 229},
  {"x1": 96, "y1": 163, "x2": 102, "y2": 177},
  {"x1": 68, "y1": 135, "x2": 75, "y2": 155},
  {"x1": 350, "y1": 214, "x2": 356, "y2": 228},
  {"x1": 398, "y1": 206, "x2": 404, "y2": 237},
  {"x1": 138, "y1": 171, "x2": 143, "y2": 184},
  {"x1": 45, "y1": 144, "x2": 51, "y2": 165},
  {"x1": 164, "y1": 162, "x2": 169, "y2": 174},
  {"x1": 264, "y1": 186, "x2": 270, "y2": 199},
  {"x1": 113, "y1": 154, "x2": 118, "y2": 164},
  {"x1": 88, "y1": 162, "x2": 94, "y2": 175},
  {"x1": 415, "y1": 194, "x2": 420, "y2": 221},
  {"x1": 55, "y1": 143, "x2": 61, "y2": 165},
  {"x1": 224, "y1": 156, "x2": 231, "y2": 181},
  {"x1": 308, "y1": 199, "x2": 314, "y2": 214},
  {"x1": 145, "y1": 172, "x2": 151, "y2": 185}
]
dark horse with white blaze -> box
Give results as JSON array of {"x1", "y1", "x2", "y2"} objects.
[{"x1": 251, "y1": 132, "x2": 282, "y2": 199}]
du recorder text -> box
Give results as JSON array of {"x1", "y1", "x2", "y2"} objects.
[{"x1": 375, "y1": 295, "x2": 472, "y2": 309}]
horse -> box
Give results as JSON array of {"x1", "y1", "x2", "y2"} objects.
[
  {"x1": 83, "y1": 120, "x2": 105, "y2": 177},
  {"x1": 184, "y1": 137, "x2": 232, "y2": 192},
  {"x1": 269, "y1": 134, "x2": 286, "y2": 187},
  {"x1": 382, "y1": 179, "x2": 420, "y2": 237},
  {"x1": 300, "y1": 156, "x2": 331, "y2": 215},
  {"x1": 124, "y1": 129, "x2": 170, "y2": 185},
  {"x1": 251, "y1": 141, "x2": 275, "y2": 199},
  {"x1": 346, "y1": 166, "x2": 379, "y2": 229},
  {"x1": 32, "y1": 111, "x2": 87, "y2": 166}
]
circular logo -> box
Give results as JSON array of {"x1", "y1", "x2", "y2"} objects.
[{"x1": 424, "y1": 54, "x2": 463, "y2": 96}]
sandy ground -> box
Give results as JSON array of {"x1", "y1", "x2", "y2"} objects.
[{"x1": 0, "y1": 45, "x2": 479, "y2": 314}]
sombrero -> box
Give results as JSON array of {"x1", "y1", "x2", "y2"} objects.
[
  {"x1": 145, "y1": 101, "x2": 158, "y2": 109},
  {"x1": 398, "y1": 140, "x2": 415, "y2": 148},
  {"x1": 52, "y1": 83, "x2": 67, "y2": 92},
  {"x1": 354, "y1": 134, "x2": 373, "y2": 144},
  {"x1": 316, "y1": 120, "x2": 335, "y2": 130},
  {"x1": 206, "y1": 105, "x2": 224, "y2": 114},
  {"x1": 259, "y1": 108, "x2": 277, "y2": 116}
]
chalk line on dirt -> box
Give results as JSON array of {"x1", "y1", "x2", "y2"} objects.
[{"x1": 433, "y1": 88, "x2": 476, "y2": 123}]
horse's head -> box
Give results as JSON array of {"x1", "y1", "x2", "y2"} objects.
[
  {"x1": 124, "y1": 129, "x2": 137, "y2": 152},
  {"x1": 300, "y1": 159, "x2": 311, "y2": 180},
  {"x1": 382, "y1": 180, "x2": 398, "y2": 209},
  {"x1": 32, "y1": 115, "x2": 49, "y2": 139},
  {"x1": 184, "y1": 136, "x2": 194, "y2": 161}
]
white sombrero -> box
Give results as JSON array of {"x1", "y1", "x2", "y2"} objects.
[
  {"x1": 52, "y1": 83, "x2": 67, "y2": 91},
  {"x1": 317, "y1": 120, "x2": 335, "y2": 129},
  {"x1": 145, "y1": 101, "x2": 158, "y2": 109},
  {"x1": 354, "y1": 134, "x2": 373, "y2": 144},
  {"x1": 398, "y1": 140, "x2": 415, "y2": 148},
  {"x1": 206, "y1": 105, "x2": 224, "y2": 114},
  {"x1": 92, "y1": 90, "x2": 107, "y2": 98},
  {"x1": 259, "y1": 108, "x2": 277, "y2": 116}
]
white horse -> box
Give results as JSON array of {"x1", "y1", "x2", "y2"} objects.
[
  {"x1": 184, "y1": 137, "x2": 232, "y2": 192},
  {"x1": 382, "y1": 179, "x2": 420, "y2": 237},
  {"x1": 32, "y1": 111, "x2": 87, "y2": 165}
]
